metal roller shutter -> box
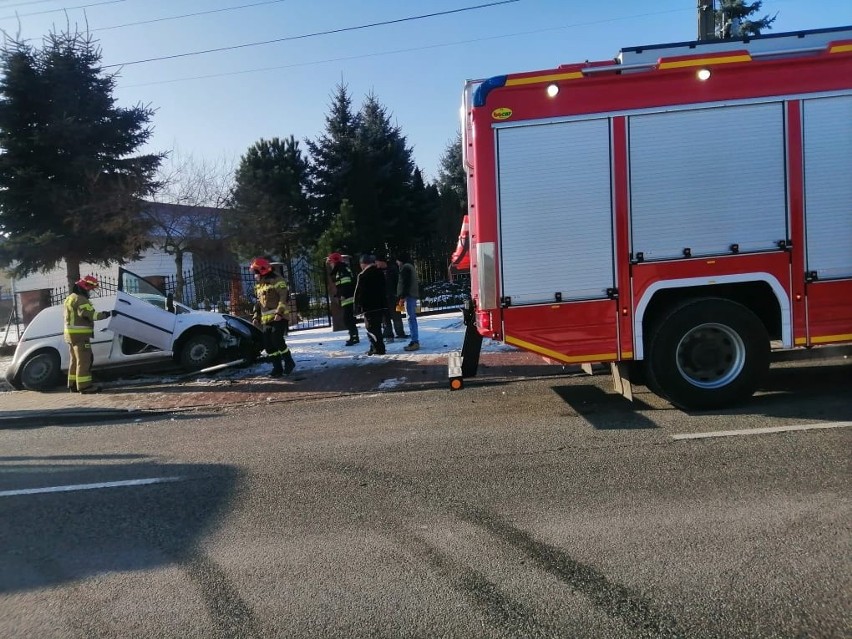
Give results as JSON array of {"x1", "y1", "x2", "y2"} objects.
[
  {"x1": 496, "y1": 118, "x2": 614, "y2": 305},
  {"x1": 803, "y1": 95, "x2": 852, "y2": 280},
  {"x1": 629, "y1": 103, "x2": 787, "y2": 261}
]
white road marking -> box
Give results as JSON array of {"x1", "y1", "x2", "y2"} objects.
[
  {"x1": 0, "y1": 476, "x2": 183, "y2": 497},
  {"x1": 672, "y1": 421, "x2": 852, "y2": 440}
]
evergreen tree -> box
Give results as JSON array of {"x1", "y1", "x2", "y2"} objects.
[
  {"x1": 436, "y1": 131, "x2": 467, "y2": 204},
  {"x1": 305, "y1": 83, "x2": 359, "y2": 235},
  {"x1": 313, "y1": 199, "x2": 357, "y2": 263},
  {"x1": 225, "y1": 136, "x2": 310, "y2": 281},
  {"x1": 716, "y1": 1, "x2": 776, "y2": 38},
  {"x1": 351, "y1": 92, "x2": 417, "y2": 252},
  {"x1": 432, "y1": 132, "x2": 468, "y2": 255},
  {"x1": 0, "y1": 30, "x2": 162, "y2": 286}
]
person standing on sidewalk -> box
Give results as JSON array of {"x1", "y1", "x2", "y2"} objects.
[
  {"x1": 396, "y1": 253, "x2": 420, "y2": 351},
  {"x1": 64, "y1": 275, "x2": 110, "y2": 394},
  {"x1": 376, "y1": 254, "x2": 407, "y2": 342},
  {"x1": 354, "y1": 254, "x2": 386, "y2": 355},
  {"x1": 327, "y1": 252, "x2": 359, "y2": 346},
  {"x1": 250, "y1": 257, "x2": 296, "y2": 377}
]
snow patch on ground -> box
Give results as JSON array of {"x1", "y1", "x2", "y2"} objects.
[
  {"x1": 0, "y1": 311, "x2": 517, "y2": 388},
  {"x1": 377, "y1": 377, "x2": 407, "y2": 390}
]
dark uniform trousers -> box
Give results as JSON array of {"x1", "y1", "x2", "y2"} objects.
[{"x1": 263, "y1": 320, "x2": 288, "y2": 373}]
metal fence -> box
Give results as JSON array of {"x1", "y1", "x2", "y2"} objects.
[
  {"x1": 45, "y1": 247, "x2": 470, "y2": 328},
  {"x1": 164, "y1": 258, "x2": 333, "y2": 331}
]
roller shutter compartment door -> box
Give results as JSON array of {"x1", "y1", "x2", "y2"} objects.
[
  {"x1": 803, "y1": 95, "x2": 852, "y2": 280},
  {"x1": 630, "y1": 103, "x2": 787, "y2": 261},
  {"x1": 496, "y1": 118, "x2": 614, "y2": 305}
]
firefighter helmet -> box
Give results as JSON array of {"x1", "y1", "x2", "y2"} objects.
[
  {"x1": 76, "y1": 275, "x2": 99, "y2": 291},
  {"x1": 327, "y1": 252, "x2": 343, "y2": 264},
  {"x1": 250, "y1": 257, "x2": 272, "y2": 276}
]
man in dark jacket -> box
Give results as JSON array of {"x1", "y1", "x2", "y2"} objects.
[
  {"x1": 353, "y1": 254, "x2": 386, "y2": 355},
  {"x1": 376, "y1": 255, "x2": 407, "y2": 342}
]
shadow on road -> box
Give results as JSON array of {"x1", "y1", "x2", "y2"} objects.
[
  {"x1": 0, "y1": 457, "x2": 238, "y2": 595},
  {"x1": 548, "y1": 360, "x2": 850, "y2": 422},
  {"x1": 551, "y1": 384, "x2": 660, "y2": 429}
]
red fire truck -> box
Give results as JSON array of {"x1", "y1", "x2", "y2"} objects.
[{"x1": 450, "y1": 26, "x2": 852, "y2": 409}]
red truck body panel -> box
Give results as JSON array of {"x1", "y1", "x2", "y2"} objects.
[{"x1": 463, "y1": 28, "x2": 852, "y2": 367}]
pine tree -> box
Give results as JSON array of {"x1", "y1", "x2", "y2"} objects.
[
  {"x1": 716, "y1": 1, "x2": 777, "y2": 38},
  {"x1": 437, "y1": 131, "x2": 467, "y2": 204},
  {"x1": 225, "y1": 136, "x2": 311, "y2": 280},
  {"x1": 0, "y1": 30, "x2": 162, "y2": 287},
  {"x1": 432, "y1": 132, "x2": 468, "y2": 254},
  {"x1": 314, "y1": 199, "x2": 357, "y2": 263},
  {"x1": 305, "y1": 83, "x2": 359, "y2": 236},
  {"x1": 351, "y1": 92, "x2": 416, "y2": 252}
]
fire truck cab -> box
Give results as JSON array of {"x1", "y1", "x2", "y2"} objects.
[{"x1": 453, "y1": 26, "x2": 852, "y2": 409}]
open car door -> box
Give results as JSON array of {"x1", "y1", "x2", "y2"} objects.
[{"x1": 106, "y1": 268, "x2": 177, "y2": 351}]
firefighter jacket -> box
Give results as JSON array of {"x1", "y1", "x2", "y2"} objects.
[
  {"x1": 64, "y1": 292, "x2": 107, "y2": 345},
  {"x1": 253, "y1": 272, "x2": 289, "y2": 324},
  {"x1": 330, "y1": 262, "x2": 355, "y2": 307}
]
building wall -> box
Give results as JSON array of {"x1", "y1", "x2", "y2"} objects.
[{"x1": 12, "y1": 249, "x2": 194, "y2": 293}]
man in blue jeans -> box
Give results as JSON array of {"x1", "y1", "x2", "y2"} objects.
[{"x1": 396, "y1": 254, "x2": 420, "y2": 351}]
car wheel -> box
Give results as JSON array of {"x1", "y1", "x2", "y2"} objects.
[
  {"x1": 20, "y1": 350, "x2": 62, "y2": 391},
  {"x1": 178, "y1": 333, "x2": 219, "y2": 371},
  {"x1": 645, "y1": 298, "x2": 769, "y2": 410}
]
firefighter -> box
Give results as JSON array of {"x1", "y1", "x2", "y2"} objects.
[
  {"x1": 327, "y1": 252, "x2": 359, "y2": 346},
  {"x1": 250, "y1": 257, "x2": 296, "y2": 377},
  {"x1": 64, "y1": 275, "x2": 110, "y2": 393}
]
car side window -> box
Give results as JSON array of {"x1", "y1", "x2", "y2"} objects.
[{"x1": 119, "y1": 269, "x2": 183, "y2": 313}]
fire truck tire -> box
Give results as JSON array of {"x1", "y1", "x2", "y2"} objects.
[{"x1": 645, "y1": 298, "x2": 769, "y2": 410}]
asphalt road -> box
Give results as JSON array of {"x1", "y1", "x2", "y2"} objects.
[{"x1": 1, "y1": 361, "x2": 850, "y2": 638}]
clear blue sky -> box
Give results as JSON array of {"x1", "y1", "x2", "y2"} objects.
[{"x1": 3, "y1": 0, "x2": 851, "y2": 181}]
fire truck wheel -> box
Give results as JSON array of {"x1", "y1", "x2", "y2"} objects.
[{"x1": 645, "y1": 298, "x2": 769, "y2": 410}]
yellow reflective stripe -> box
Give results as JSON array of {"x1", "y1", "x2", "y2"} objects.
[
  {"x1": 504, "y1": 334, "x2": 618, "y2": 363},
  {"x1": 336, "y1": 276, "x2": 352, "y2": 285},
  {"x1": 829, "y1": 43, "x2": 852, "y2": 54},
  {"x1": 64, "y1": 327, "x2": 93, "y2": 334},
  {"x1": 505, "y1": 71, "x2": 583, "y2": 86},
  {"x1": 809, "y1": 333, "x2": 852, "y2": 344},
  {"x1": 341, "y1": 297, "x2": 354, "y2": 306},
  {"x1": 658, "y1": 53, "x2": 752, "y2": 69},
  {"x1": 77, "y1": 375, "x2": 92, "y2": 383},
  {"x1": 78, "y1": 303, "x2": 94, "y2": 312}
]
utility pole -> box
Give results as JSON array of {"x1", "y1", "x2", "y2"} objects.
[{"x1": 697, "y1": 0, "x2": 716, "y2": 41}]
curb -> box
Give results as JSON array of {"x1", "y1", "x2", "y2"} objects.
[{"x1": 0, "y1": 407, "x2": 174, "y2": 428}]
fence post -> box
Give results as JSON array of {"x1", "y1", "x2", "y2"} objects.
[{"x1": 19, "y1": 289, "x2": 52, "y2": 325}]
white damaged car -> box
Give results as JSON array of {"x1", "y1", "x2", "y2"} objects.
[{"x1": 5, "y1": 268, "x2": 263, "y2": 391}]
